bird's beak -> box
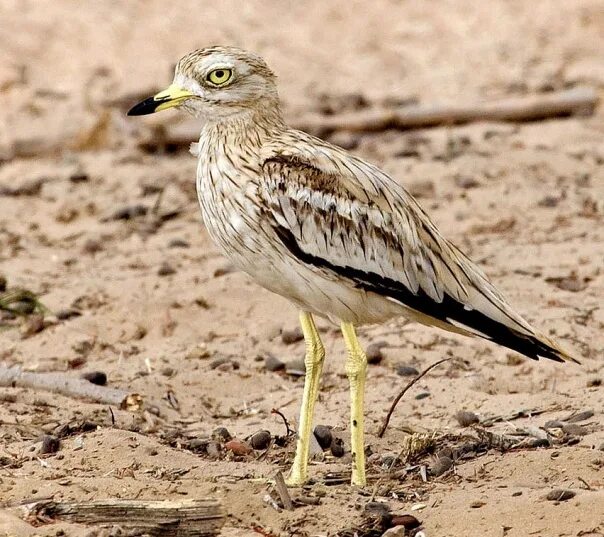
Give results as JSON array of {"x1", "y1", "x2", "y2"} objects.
[{"x1": 127, "y1": 84, "x2": 194, "y2": 116}]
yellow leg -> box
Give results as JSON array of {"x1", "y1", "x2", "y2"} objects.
[
  {"x1": 341, "y1": 322, "x2": 367, "y2": 486},
  {"x1": 286, "y1": 311, "x2": 325, "y2": 486}
]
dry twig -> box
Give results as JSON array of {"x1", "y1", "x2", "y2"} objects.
[{"x1": 378, "y1": 357, "x2": 452, "y2": 438}]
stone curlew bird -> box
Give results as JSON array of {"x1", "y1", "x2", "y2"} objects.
[{"x1": 128, "y1": 46, "x2": 578, "y2": 487}]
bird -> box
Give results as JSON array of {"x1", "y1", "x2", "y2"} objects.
[{"x1": 127, "y1": 46, "x2": 579, "y2": 487}]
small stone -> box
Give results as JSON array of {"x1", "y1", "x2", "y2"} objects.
[
  {"x1": 396, "y1": 363, "x2": 419, "y2": 377},
  {"x1": 470, "y1": 500, "x2": 486, "y2": 508},
  {"x1": 545, "y1": 489, "x2": 575, "y2": 501},
  {"x1": 366, "y1": 342, "x2": 385, "y2": 365},
  {"x1": 390, "y1": 514, "x2": 421, "y2": 531},
  {"x1": 544, "y1": 420, "x2": 564, "y2": 429},
  {"x1": 285, "y1": 358, "x2": 306, "y2": 376},
  {"x1": 40, "y1": 435, "x2": 60, "y2": 454},
  {"x1": 430, "y1": 455, "x2": 453, "y2": 477},
  {"x1": 454, "y1": 175, "x2": 480, "y2": 189},
  {"x1": 55, "y1": 308, "x2": 81, "y2": 321},
  {"x1": 526, "y1": 438, "x2": 550, "y2": 448},
  {"x1": 20, "y1": 314, "x2": 45, "y2": 338},
  {"x1": 363, "y1": 501, "x2": 390, "y2": 516},
  {"x1": 225, "y1": 439, "x2": 252, "y2": 456},
  {"x1": 0, "y1": 274, "x2": 7, "y2": 292},
  {"x1": 281, "y1": 326, "x2": 304, "y2": 344},
  {"x1": 157, "y1": 262, "x2": 176, "y2": 276},
  {"x1": 561, "y1": 423, "x2": 586, "y2": 436},
  {"x1": 108, "y1": 204, "x2": 147, "y2": 220},
  {"x1": 82, "y1": 238, "x2": 102, "y2": 254},
  {"x1": 168, "y1": 238, "x2": 190, "y2": 248},
  {"x1": 381, "y1": 526, "x2": 406, "y2": 537},
  {"x1": 250, "y1": 430, "x2": 271, "y2": 450},
  {"x1": 210, "y1": 356, "x2": 239, "y2": 370},
  {"x1": 81, "y1": 371, "x2": 107, "y2": 386},
  {"x1": 212, "y1": 427, "x2": 232, "y2": 443},
  {"x1": 313, "y1": 425, "x2": 333, "y2": 450},
  {"x1": 454, "y1": 410, "x2": 479, "y2": 427},
  {"x1": 330, "y1": 437, "x2": 345, "y2": 458},
  {"x1": 598, "y1": 442, "x2": 604, "y2": 451},
  {"x1": 586, "y1": 378, "x2": 601, "y2": 387},
  {"x1": 564, "y1": 410, "x2": 594, "y2": 423},
  {"x1": 264, "y1": 353, "x2": 285, "y2": 372},
  {"x1": 188, "y1": 438, "x2": 209, "y2": 453},
  {"x1": 415, "y1": 392, "x2": 430, "y2": 400},
  {"x1": 69, "y1": 172, "x2": 89, "y2": 183},
  {"x1": 206, "y1": 441, "x2": 222, "y2": 459},
  {"x1": 213, "y1": 264, "x2": 236, "y2": 277},
  {"x1": 161, "y1": 367, "x2": 175, "y2": 377}
]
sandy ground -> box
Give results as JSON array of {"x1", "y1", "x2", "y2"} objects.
[{"x1": 1, "y1": 1, "x2": 603, "y2": 536}]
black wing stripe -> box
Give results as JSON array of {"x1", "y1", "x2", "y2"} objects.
[{"x1": 274, "y1": 225, "x2": 564, "y2": 363}]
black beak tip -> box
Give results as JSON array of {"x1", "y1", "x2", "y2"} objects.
[{"x1": 127, "y1": 97, "x2": 158, "y2": 116}]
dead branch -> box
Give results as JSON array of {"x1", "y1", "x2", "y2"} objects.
[
  {"x1": 378, "y1": 357, "x2": 453, "y2": 438},
  {"x1": 297, "y1": 86, "x2": 599, "y2": 136},
  {"x1": 29, "y1": 498, "x2": 224, "y2": 536},
  {"x1": 273, "y1": 471, "x2": 294, "y2": 511},
  {"x1": 0, "y1": 363, "x2": 149, "y2": 410}
]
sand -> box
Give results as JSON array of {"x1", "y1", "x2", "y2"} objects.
[{"x1": 0, "y1": 1, "x2": 603, "y2": 536}]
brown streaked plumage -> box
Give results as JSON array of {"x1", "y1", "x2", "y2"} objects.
[{"x1": 128, "y1": 46, "x2": 579, "y2": 487}]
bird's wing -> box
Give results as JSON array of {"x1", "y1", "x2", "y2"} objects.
[{"x1": 259, "y1": 130, "x2": 578, "y2": 363}]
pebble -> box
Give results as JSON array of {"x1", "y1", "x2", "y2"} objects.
[
  {"x1": 544, "y1": 420, "x2": 565, "y2": 429},
  {"x1": 313, "y1": 425, "x2": 333, "y2": 450},
  {"x1": 545, "y1": 489, "x2": 575, "y2": 502},
  {"x1": 454, "y1": 410, "x2": 479, "y2": 427},
  {"x1": 281, "y1": 326, "x2": 304, "y2": 344},
  {"x1": 168, "y1": 238, "x2": 190, "y2": 248},
  {"x1": 381, "y1": 527, "x2": 406, "y2": 537},
  {"x1": 390, "y1": 514, "x2": 421, "y2": 531},
  {"x1": 286, "y1": 358, "x2": 306, "y2": 376},
  {"x1": 210, "y1": 356, "x2": 239, "y2": 370},
  {"x1": 188, "y1": 438, "x2": 209, "y2": 453},
  {"x1": 20, "y1": 314, "x2": 45, "y2": 338},
  {"x1": 55, "y1": 308, "x2": 81, "y2": 321},
  {"x1": 564, "y1": 410, "x2": 594, "y2": 423},
  {"x1": 81, "y1": 371, "x2": 107, "y2": 386},
  {"x1": 0, "y1": 274, "x2": 7, "y2": 292},
  {"x1": 396, "y1": 363, "x2": 419, "y2": 377},
  {"x1": 598, "y1": 442, "x2": 604, "y2": 452},
  {"x1": 430, "y1": 455, "x2": 453, "y2": 477},
  {"x1": 206, "y1": 441, "x2": 222, "y2": 459},
  {"x1": 561, "y1": 423, "x2": 586, "y2": 436},
  {"x1": 69, "y1": 172, "x2": 89, "y2": 184},
  {"x1": 366, "y1": 342, "x2": 386, "y2": 365},
  {"x1": 82, "y1": 238, "x2": 102, "y2": 254},
  {"x1": 415, "y1": 392, "x2": 430, "y2": 400},
  {"x1": 250, "y1": 430, "x2": 272, "y2": 450},
  {"x1": 157, "y1": 262, "x2": 176, "y2": 276},
  {"x1": 161, "y1": 367, "x2": 175, "y2": 377},
  {"x1": 212, "y1": 427, "x2": 232, "y2": 443},
  {"x1": 454, "y1": 175, "x2": 480, "y2": 189},
  {"x1": 330, "y1": 437, "x2": 345, "y2": 458},
  {"x1": 264, "y1": 353, "x2": 285, "y2": 372},
  {"x1": 213, "y1": 264, "x2": 236, "y2": 277},
  {"x1": 109, "y1": 204, "x2": 147, "y2": 220},
  {"x1": 225, "y1": 439, "x2": 252, "y2": 456},
  {"x1": 40, "y1": 435, "x2": 60, "y2": 454},
  {"x1": 586, "y1": 378, "x2": 601, "y2": 387},
  {"x1": 526, "y1": 438, "x2": 550, "y2": 448}
]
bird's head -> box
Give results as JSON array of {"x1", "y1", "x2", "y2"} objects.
[{"x1": 128, "y1": 46, "x2": 279, "y2": 120}]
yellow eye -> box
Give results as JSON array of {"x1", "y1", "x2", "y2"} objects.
[{"x1": 206, "y1": 68, "x2": 233, "y2": 86}]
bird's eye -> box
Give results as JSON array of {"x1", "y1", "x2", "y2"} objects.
[{"x1": 206, "y1": 68, "x2": 233, "y2": 86}]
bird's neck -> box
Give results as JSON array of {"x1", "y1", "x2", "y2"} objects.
[{"x1": 199, "y1": 102, "x2": 285, "y2": 146}]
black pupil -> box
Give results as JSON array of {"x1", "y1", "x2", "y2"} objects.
[{"x1": 215, "y1": 70, "x2": 224, "y2": 78}]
